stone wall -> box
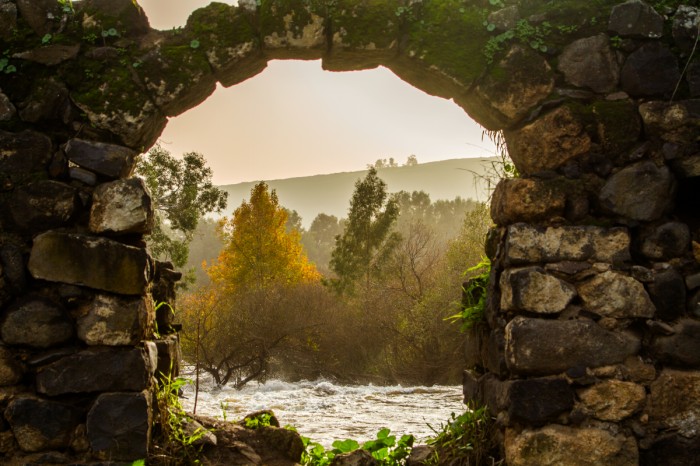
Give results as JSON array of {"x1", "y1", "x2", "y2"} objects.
[{"x1": 0, "y1": 0, "x2": 698, "y2": 463}]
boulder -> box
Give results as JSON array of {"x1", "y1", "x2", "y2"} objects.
[
  {"x1": 64, "y1": 138, "x2": 137, "y2": 179},
  {"x1": 28, "y1": 231, "x2": 151, "y2": 295},
  {"x1": 1, "y1": 297, "x2": 73, "y2": 348},
  {"x1": 77, "y1": 293, "x2": 154, "y2": 346},
  {"x1": 621, "y1": 42, "x2": 680, "y2": 98},
  {"x1": 640, "y1": 222, "x2": 691, "y2": 260},
  {"x1": 558, "y1": 34, "x2": 620, "y2": 93},
  {"x1": 89, "y1": 178, "x2": 154, "y2": 235},
  {"x1": 5, "y1": 396, "x2": 82, "y2": 453},
  {"x1": 648, "y1": 268, "x2": 686, "y2": 322},
  {"x1": 577, "y1": 271, "x2": 655, "y2": 319},
  {"x1": 504, "y1": 224, "x2": 631, "y2": 266},
  {"x1": 36, "y1": 347, "x2": 155, "y2": 396},
  {"x1": 578, "y1": 379, "x2": 646, "y2": 421},
  {"x1": 651, "y1": 319, "x2": 700, "y2": 367},
  {"x1": 505, "y1": 317, "x2": 640, "y2": 375},
  {"x1": 9, "y1": 181, "x2": 77, "y2": 233},
  {"x1": 87, "y1": 391, "x2": 151, "y2": 461},
  {"x1": 647, "y1": 369, "x2": 700, "y2": 438},
  {"x1": 500, "y1": 267, "x2": 576, "y2": 314},
  {"x1": 505, "y1": 425, "x2": 638, "y2": 466},
  {"x1": 505, "y1": 106, "x2": 591, "y2": 176},
  {"x1": 608, "y1": 0, "x2": 664, "y2": 38},
  {"x1": 490, "y1": 178, "x2": 565, "y2": 225},
  {"x1": 599, "y1": 161, "x2": 674, "y2": 221}
]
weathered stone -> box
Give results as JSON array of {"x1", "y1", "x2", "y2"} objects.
[
  {"x1": 639, "y1": 100, "x2": 700, "y2": 144},
  {"x1": 472, "y1": 45, "x2": 555, "y2": 127},
  {"x1": 648, "y1": 268, "x2": 686, "y2": 322},
  {"x1": 155, "y1": 334, "x2": 182, "y2": 381},
  {"x1": 5, "y1": 396, "x2": 81, "y2": 452},
  {"x1": 578, "y1": 271, "x2": 655, "y2": 319},
  {"x1": 647, "y1": 369, "x2": 700, "y2": 438},
  {"x1": 15, "y1": 0, "x2": 58, "y2": 36},
  {"x1": 28, "y1": 231, "x2": 151, "y2": 295},
  {"x1": 673, "y1": 154, "x2": 700, "y2": 177},
  {"x1": 406, "y1": 444, "x2": 435, "y2": 466},
  {"x1": 500, "y1": 267, "x2": 576, "y2": 314},
  {"x1": 1, "y1": 297, "x2": 73, "y2": 348},
  {"x1": 505, "y1": 224, "x2": 631, "y2": 266},
  {"x1": 505, "y1": 317, "x2": 640, "y2": 375},
  {"x1": 641, "y1": 222, "x2": 691, "y2": 260},
  {"x1": 64, "y1": 138, "x2": 137, "y2": 179},
  {"x1": 672, "y1": 5, "x2": 700, "y2": 53},
  {"x1": 0, "y1": 130, "x2": 52, "y2": 189},
  {"x1": 592, "y1": 100, "x2": 643, "y2": 157},
  {"x1": 507, "y1": 378, "x2": 574, "y2": 426},
  {"x1": 10, "y1": 181, "x2": 77, "y2": 232},
  {"x1": 652, "y1": 319, "x2": 700, "y2": 367},
  {"x1": 36, "y1": 347, "x2": 154, "y2": 396},
  {"x1": 578, "y1": 379, "x2": 646, "y2": 421},
  {"x1": 505, "y1": 106, "x2": 591, "y2": 176},
  {"x1": 78, "y1": 0, "x2": 150, "y2": 37},
  {"x1": 558, "y1": 34, "x2": 620, "y2": 93},
  {"x1": 77, "y1": 294, "x2": 154, "y2": 346},
  {"x1": 621, "y1": 43, "x2": 680, "y2": 97},
  {"x1": 487, "y1": 6, "x2": 520, "y2": 31},
  {"x1": 608, "y1": 0, "x2": 664, "y2": 38},
  {"x1": 87, "y1": 391, "x2": 151, "y2": 461},
  {"x1": 0, "y1": 90, "x2": 16, "y2": 120},
  {"x1": 490, "y1": 178, "x2": 566, "y2": 225},
  {"x1": 0, "y1": 345, "x2": 23, "y2": 386},
  {"x1": 624, "y1": 355, "x2": 657, "y2": 383},
  {"x1": 505, "y1": 425, "x2": 638, "y2": 466},
  {"x1": 0, "y1": 244, "x2": 27, "y2": 295},
  {"x1": 259, "y1": 2, "x2": 326, "y2": 60},
  {"x1": 68, "y1": 166, "x2": 98, "y2": 185},
  {"x1": 13, "y1": 45, "x2": 80, "y2": 66},
  {"x1": 599, "y1": 161, "x2": 674, "y2": 221},
  {"x1": 18, "y1": 77, "x2": 70, "y2": 123},
  {"x1": 89, "y1": 178, "x2": 154, "y2": 235},
  {"x1": 330, "y1": 449, "x2": 379, "y2": 466}
]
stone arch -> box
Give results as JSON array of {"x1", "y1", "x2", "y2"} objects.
[{"x1": 1, "y1": 0, "x2": 700, "y2": 464}]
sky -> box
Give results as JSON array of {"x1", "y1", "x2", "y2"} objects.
[{"x1": 137, "y1": 0, "x2": 496, "y2": 185}]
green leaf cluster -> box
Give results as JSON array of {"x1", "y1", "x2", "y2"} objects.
[
  {"x1": 426, "y1": 405, "x2": 499, "y2": 466},
  {"x1": 301, "y1": 428, "x2": 414, "y2": 466},
  {"x1": 446, "y1": 258, "x2": 490, "y2": 331}
]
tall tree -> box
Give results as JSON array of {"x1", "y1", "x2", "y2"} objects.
[
  {"x1": 135, "y1": 145, "x2": 228, "y2": 267},
  {"x1": 208, "y1": 182, "x2": 319, "y2": 293},
  {"x1": 302, "y1": 213, "x2": 345, "y2": 276},
  {"x1": 329, "y1": 167, "x2": 400, "y2": 294}
]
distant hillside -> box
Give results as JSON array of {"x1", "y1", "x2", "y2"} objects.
[{"x1": 219, "y1": 157, "x2": 497, "y2": 227}]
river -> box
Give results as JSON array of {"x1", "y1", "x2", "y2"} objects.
[{"x1": 180, "y1": 376, "x2": 465, "y2": 447}]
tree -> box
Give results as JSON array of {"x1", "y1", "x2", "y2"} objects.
[
  {"x1": 329, "y1": 167, "x2": 400, "y2": 294},
  {"x1": 301, "y1": 213, "x2": 345, "y2": 276},
  {"x1": 404, "y1": 154, "x2": 418, "y2": 166},
  {"x1": 207, "y1": 182, "x2": 319, "y2": 293},
  {"x1": 135, "y1": 145, "x2": 228, "y2": 267}
]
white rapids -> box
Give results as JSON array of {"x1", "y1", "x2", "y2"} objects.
[{"x1": 180, "y1": 376, "x2": 465, "y2": 447}]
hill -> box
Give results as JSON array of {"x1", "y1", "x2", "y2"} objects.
[{"x1": 218, "y1": 157, "x2": 496, "y2": 227}]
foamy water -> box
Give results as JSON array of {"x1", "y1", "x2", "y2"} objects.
[{"x1": 180, "y1": 375, "x2": 465, "y2": 447}]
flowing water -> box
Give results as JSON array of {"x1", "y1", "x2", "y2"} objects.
[{"x1": 180, "y1": 375, "x2": 465, "y2": 447}]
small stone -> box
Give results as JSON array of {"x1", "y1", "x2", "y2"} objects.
[
  {"x1": 89, "y1": 178, "x2": 154, "y2": 235},
  {"x1": 648, "y1": 268, "x2": 686, "y2": 322},
  {"x1": 68, "y1": 166, "x2": 97, "y2": 185},
  {"x1": 647, "y1": 320, "x2": 676, "y2": 336},
  {"x1": 624, "y1": 356, "x2": 656, "y2": 383},
  {"x1": 406, "y1": 445, "x2": 435, "y2": 466},
  {"x1": 639, "y1": 100, "x2": 700, "y2": 144},
  {"x1": 647, "y1": 369, "x2": 700, "y2": 438},
  {"x1": 329, "y1": 449, "x2": 379, "y2": 466},
  {"x1": 652, "y1": 319, "x2": 700, "y2": 367},
  {"x1": 500, "y1": 267, "x2": 576, "y2": 314},
  {"x1": 673, "y1": 154, "x2": 700, "y2": 178},
  {"x1": 578, "y1": 379, "x2": 646, "y2": 421},
  {"x1": 0, "y1": 91, "x2": 16, "y2": 120},
  {"x1": 64, "y1": 138, "x2": 137, "y2": 179},
  {"x1": 0, "y1": 346, "x2": 23, "y2": 386},
  {"x1": 609, "y1": 0, "x2": 664, "y2": 38},
  {"x1": 488, "y1": 6, "x2": 520, "y2": 31},
  {"x1": 599, "y1": 161, "x2": 674, "y2": 221},
  {"x1": 621, "y1": 42, "x2": 680, "y2": 98},
  {"x1": 1, "y1": 297, "x2": 73, "y2": 348},
  {"x1": 5, "y1": 396, "x2": 81, "y2": 452},
  {"x1": 77, "y1": 294, "x2": 154, "y2": 346},
  {"x1": 558, "y1": 34, "x2": 620, "y2": 93},
  {"x1": 87, "y1": 391, "x2": 151, "y2": 461},
  {"x1": 578, "y1": 271, "x2": 655, "y2": 319},
  {"x1": 13, "y1": 45, "x2": 80, "y2": 66},
  {"x1": 641, "y1": 222, "x2": 691, "y2": 260}
]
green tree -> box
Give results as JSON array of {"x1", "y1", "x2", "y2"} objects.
[
  {"x1": 302, "y1": 213, "x2": 345, "y2": 276},
  {"x1": 136, "y1": 145, "x2": 228, "y2": 268},
  {"x1": 329, "y1": 167, "x2": 400, "y2": 294}
]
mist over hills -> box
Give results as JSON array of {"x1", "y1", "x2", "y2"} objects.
[{"x1": 218, "y1": 157, "x2": 497, "y2": 227}]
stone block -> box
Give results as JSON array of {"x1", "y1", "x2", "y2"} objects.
[
  {"x1": 507, "y1": 378, "x2": 573, "y2": 426},
  {"x1": 87, "y1": 391, "x2": 151, "y2": 461},
  {"x1": 1, "y1": 297, "x2": 73, "y2": 348},
  {"x1": 558, "y1": 34, "x2": 620, "y2": 93},
  {"x1": 608, "y1": 0, "x2": 664, "y2": 38},
  {"x1": 155, "y1": 334, "x2": 181, "y2": 381},
  {"x1": 640, "y1": 222, "x2": 691, "y2": 260},
  {"x1": 490, "y1": 178, "x2": 565, "y2": 226},
  {"x1": 505, "y1": 224, "x2": 630, "y2": 266},
  {"x1": 500, "y1": 267, "x2": 576, "y2": 314},
  {"x1": 89, "y1": 178, "x2": 154, "y2": 235},
  {"x1": 648, "y1": 268, "x2": 686, "y2": 322},
  {"x1": 36, "y1": 347, "x2": 155, "y2": 396},
  {"x1": 578, "y1": 271, "x2": 655, "y2": 319},
  {"x1": 621, "y1": 42, "x2": 680, "y2": 98},
  {"x1": 77, "y1": 294, "x2": 154, "y2": 346},
  {"x1": 9, "y1": 181, "x2": 77, "y2": 233},
  {"x1": 505, "y1": 317, "x2": 640, "y2": 376},
  {"x1": 28, "y1": 231, "x2": 151, "y2": 295},
  {"x1": 64, "y1": 138, "x2": 137, "y2": 179},
  {"x1": 647, "y1": 369, "x2": 700, "y2": 439},
  {"x1": 505, "y1": 424, "x2": 638, "y2": 466},
  {"x1": 651, "y1": 319, "x2": 700, "y2": 367},
  {"x1": 578, "y1": 379, "x2": 646, "y2": 421},
  {"x1": 5, "y1": 396, "x2": 81, "y2": 452}
]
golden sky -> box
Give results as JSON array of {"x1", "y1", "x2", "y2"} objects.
[{"x1": 137, "y1": 0, "x2": 496, "y2": 185}]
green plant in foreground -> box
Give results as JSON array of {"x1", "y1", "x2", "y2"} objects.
[
  {"x1": 301, "y1": 428, "x2": 414, "y2": 466},
  {"x1": 447, "y1": 258, "x2": 490, "y2": 331},
  {"x1": 427, "y1": 405, "x2": 500, "y2": 466},
  {"x1": 244, "y1": 412, "x2": 274, "y2": 429}
]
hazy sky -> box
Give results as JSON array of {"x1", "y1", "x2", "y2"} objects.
[{"x1": 138, "y1": 0, "x2": 496, "y2": 185}]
